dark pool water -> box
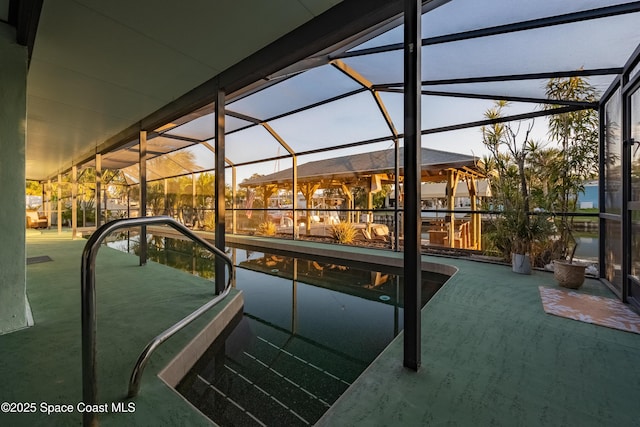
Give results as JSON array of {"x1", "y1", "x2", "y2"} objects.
[{"x1": 107, "y1": 233, "x2": 449, "y2": 426}]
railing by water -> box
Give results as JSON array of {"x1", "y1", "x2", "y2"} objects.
[{"x1": 80, "y1": 216, "x2": 234, "y2": 427}]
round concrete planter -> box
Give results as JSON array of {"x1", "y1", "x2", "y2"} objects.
[{"x1": 553, "y1": 260, "x2": 586, "y2": 289}]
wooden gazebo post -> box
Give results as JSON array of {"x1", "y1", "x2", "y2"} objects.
[
  {"x1": 340, "y1": 184, "x2": 353, "y2": 223},
  {"x1": 446, "y1": 170, "x2": 460, "y2": 247},
  {"x1": 467, "y1": 176, "x2": 478, "y2": 249},
  {"x1": 299, "y1": 182, "x2": 320, "y2": 235},
  {"x1": 260, "y1": 184, "x2": 278, "y2": 222}
]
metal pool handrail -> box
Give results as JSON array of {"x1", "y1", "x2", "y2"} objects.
[{"x1": 81, "y1": 216, "x2": 234, "y2": 427}]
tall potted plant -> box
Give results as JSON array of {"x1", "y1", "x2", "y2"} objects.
[
  {"x1": 481, "y1": 101, "x2": 549, "y2": 274},
  {"x1": 499, "y1": 202, "x2": 552, "y2": 275},
  {"x1": 499, "y1": 203, "x2": 533, "y2": 274},
  {"x1": 537, "y1": 76, "x2": 598, "y2": 286},
  {"x1": 543, "y1": 76, "x2": 599, "y2": 258}
]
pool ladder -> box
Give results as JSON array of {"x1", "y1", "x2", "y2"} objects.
[{"x1": 80, "y1": 216, "x2": 234, "y2": 427}]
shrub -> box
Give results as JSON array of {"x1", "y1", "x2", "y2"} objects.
[
  {"x1": 484, "y1": 210, "x2": 554, "y2": 267},
  {"x1": 257, "y1": 221, "x2": 277, "y2": 236},
  {"x1": 330, "y1": 222, "x2": 358, "y2": 244}
]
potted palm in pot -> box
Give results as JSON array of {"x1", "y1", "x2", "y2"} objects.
[
  {"x1": 543, "y1": 76, "x2": 597, "y2": 289},
  {"x1": 506, "y1": 206, "x2": 552, "y2": 275},
  {"x1": 504, "y1": 207, "x2": 533, "y2": 274},
  {"x1": 511, "y1": 244, "x2": 532, "y2": 274}
]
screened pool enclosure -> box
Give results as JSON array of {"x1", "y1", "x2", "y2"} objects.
[{"x1": 35, "y1": 1, "x2": 640, "y2": 311}]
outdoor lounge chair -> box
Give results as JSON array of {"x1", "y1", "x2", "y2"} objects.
[
  {"x1": 26, "y1": 211, "x2": 48, "y2": 229},
  {"x1": 326, "y1": 215, "x2": 340, "y2": 225},
  {"x1": 362, "y1": 224, "x2": 390, "y2": 242},
  {"x1": 372, "y1": 224, "x2": 390, "y2": 241},
  {"x1": 279, "y1": 216, "x2": 293, "y2": 227}
]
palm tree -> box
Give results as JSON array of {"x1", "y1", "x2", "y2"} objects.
[
  {"x1": 527, "y1": 144, "x2": 562, "y2": 211},
  {"x1": 194, "y1": 172, "x2": 215, "y2": 229},
  {"x1": 146, "y1": 150, "x2": 199, "y2": 179},
  {"x1": 544, "y1": 76, "x2": 599, "y2": 258}
]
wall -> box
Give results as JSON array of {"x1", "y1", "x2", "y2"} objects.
[
  {"x1": 0, "y1": 23, "x2": 29, "y2": 334},
  {"x1": 577, "y1": 182, "x2": 599, "y2": 209}
]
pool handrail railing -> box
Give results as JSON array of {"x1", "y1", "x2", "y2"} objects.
[{"x1": 80, "y1": 216, "x2": 234, "y2": 427}]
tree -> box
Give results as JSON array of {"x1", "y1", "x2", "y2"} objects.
[
  {"x1": 195, "y1": 172, "x2": 215, "y2": 229},
  {"x1": 482, "y1": 101, "x2": 535, "y2": 214},
  {"x1": 351, "y1": 184, "x2": 390, "y2": 209},
  {"x1": 544, "y1": 76, "x2": 599, "y2": 258},
  {"x1": 526, "y1": 144, "x2": 562, "y2": 211},
  {"x1": 480, "y1": 101, "x2": 552, "y2": 264},
  {"x1": 26, "y1": 180, "x2": 43, "y2": 196}
]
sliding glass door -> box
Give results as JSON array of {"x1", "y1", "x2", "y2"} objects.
[{"x1": 627, "y1": 85, "x2": 640, "y2": 309}]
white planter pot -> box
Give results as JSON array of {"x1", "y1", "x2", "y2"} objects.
[{"x1": 512, "y1": 253, "x2": 531, "y2": 275}]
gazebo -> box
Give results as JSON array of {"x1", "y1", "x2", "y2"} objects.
[{"x1": 240, "y1": 147, "x2": 486, "y2": 249}]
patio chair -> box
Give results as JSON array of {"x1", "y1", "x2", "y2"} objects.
[
  {"x1": 363, "y1": 224, "x2": 389, "y2": 242},
  {"x1": 26, "y1": 211, "x2": 48, "y2": 229},
  {"x1": 279, "y1": 216, "x2": 293, "y2": 227},
  {"x1": 326, "y1": 215, "x2": 340, "y2": 225}
]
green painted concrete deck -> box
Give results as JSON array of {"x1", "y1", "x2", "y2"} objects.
[
  {"x1": 319, "y1": 257, "x2": 640, "y2": 427},
  {"x1": 234, "y1": 235, "x2": 640, "y2": 426},
  {"x1": 2, "y1": 230, "x2": 639, "y2": 426},
  {"x1": 1, "y1": 230, "x2": 235, "y2": 426}
]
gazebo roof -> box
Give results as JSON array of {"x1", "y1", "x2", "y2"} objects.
[{"x1": 240, "y1": 147, "x2": 484, "y2": 188}]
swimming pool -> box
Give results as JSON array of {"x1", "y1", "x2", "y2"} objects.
[{"x1": 107, "y1": 233, "x2": 449, "y2": 426}]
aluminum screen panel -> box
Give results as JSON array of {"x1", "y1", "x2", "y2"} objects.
[
  {"x1": 226, "y1": 124, "x2": 287, "y2": 165},
  {"x1": 228, "y1": 65, "x2": 362, "y2": 120},
  {"x1": 165, "y1": 114, "x2": 253, "y2": 141},
  {"x1": 94, "y1": 1, "x2": 640, "y2": 186},
  {"x1": 354, "y1": 0, "x2": 639, "y2": 50},
  {"x1": 147, "y1": 136, "x2": 194, "y2": 156},
  {"x1": 267, "y1": 91, "x2": 393, "y2": 152},
  {"x1": 425, "y1": 76, "x2": 618, "y2": 102}
]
